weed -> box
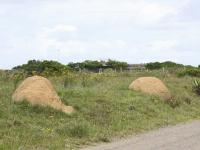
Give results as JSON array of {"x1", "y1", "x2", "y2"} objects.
[
  {"x1": 63, "y1": 73, "x2": 75, "y2": 88},
  {"x1": 56, "y1": 123, "x2": 89, "y2": 138},
  {"x1": 193, "y1": 79, "x2": 200, "y2": 95}
]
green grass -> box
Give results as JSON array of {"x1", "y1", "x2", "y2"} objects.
[{"x1": 0, "y1": 71, "x2": 200, "y2": 149}]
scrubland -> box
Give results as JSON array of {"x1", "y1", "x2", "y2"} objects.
[{"x1": 0, "y1": 70, "x2": 200, "y2": 149}]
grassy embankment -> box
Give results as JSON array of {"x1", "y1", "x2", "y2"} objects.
[{"x1": 0, "y1": 70, "x2": 200, "y2": 149}]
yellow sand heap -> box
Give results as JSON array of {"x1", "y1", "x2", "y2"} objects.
[
  {"x1": 129, "y1": 77, "x2": 171, "y2": 100},
  {"x1": 12, "y1": 76, "x2": 74, "y2": 114}
]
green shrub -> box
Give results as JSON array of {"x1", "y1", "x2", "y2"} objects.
[
  {"x1": 145, "y1": 62, "x2": 163, "y2": 70},
  {"x1": 145, "y1": 61, "x2": 184, "y2": 70},
  {"x1": 193, "y1": 79, "x2": 200, "y2": 95},
  {"x1": 13, "y1": 60, "x2": 70, "y2": 77},
  {"x1": 63, "y1": 73, "x2": 76, "y2": 88},
  {"x1": 166, "y1": 98, "x2": 181, "y2": 108},
  {"x1": 177, "y1": 68, "x2": 200, "y2": 77},
  {"x1": 106, "y1": 59, "x2": 128, "y2": 71},
  {"x1": 81, "y1": 73, "x2": 90, "y2": 87},
  {"x1": 11, "y1": 71, "x2": 27, "y2": 88},
  {"x1": 68, "y1": 59, "x2": 128, "y2": 72}
]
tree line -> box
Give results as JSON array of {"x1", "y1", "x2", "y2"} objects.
[
  {"x1": 145, "y1": 61, "x2": 185, "y2": 70},
  {"x1": 12, "y1": 59, "x2": 128, "y2": 76},
  {"x1": 12, "y1": 60, "x2": 198, "y2": 76}
]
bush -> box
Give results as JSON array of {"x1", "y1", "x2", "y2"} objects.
[
  {"x1": 13, "y1": 60, "x2": 70, "y2": 77},
  {"x1": 178, "y1": 68, "x2": 200, "y2": 77},
  {"x1": 166, "y1": 98, "x2": 182, "y2": 108},
  {"x1": 68, "y1": 59, "x2": 128, "y2": 72},
  {"x1": 62, "y1": 73, "x2": 76, "y2": 88},
  {"x1": 145, "y1": 62, "x2": 163, "y2": 70},
  {"x1": 145, "y1": 61, "x2": 184, "y2": 70},
  {"x1": 11, "y1": 71, "x2": 27, "y2": 88},
  {"x1": 68, "y1": 60, "x2": 103, "y2": 72},
  {"x1": 106, "y1": 59, "x2": 128, "y2": 71},
  {"x1": 81, "y1": 73, "x2": 90, "y2": 87},
  {"x1": 193, "y1": 79, "x2": 200, "y2": 95}
]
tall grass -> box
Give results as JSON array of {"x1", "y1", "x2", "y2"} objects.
[
  {"x1": 193, "y1": 79, "x2": 200, "y2": 95},
  {"x1": 0, "y1": 70, "x2": 200, "y2": 149}
]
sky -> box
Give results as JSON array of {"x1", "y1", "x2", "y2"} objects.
[{"x1": 0, "y1": 0, "x2": 199, "y2": 69}]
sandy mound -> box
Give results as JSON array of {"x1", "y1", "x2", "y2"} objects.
[
  {"x1": 12, "y1": 76, "x2": 74, "y2": 114},
  {"x1": 129, "y1": 77, "x2": 171, "y2": 100}
]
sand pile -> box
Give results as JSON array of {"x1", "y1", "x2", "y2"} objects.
[
  {"x1": 129, "y1": 77, "x2": 171, "y2": 100},
  {"x1": 12, "y1": 76, "x2": 74, "y2": 114}
]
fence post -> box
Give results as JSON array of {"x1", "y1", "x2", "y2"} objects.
[{"x1": 162, "y1": 67, "x2": 165, "y2": 73}]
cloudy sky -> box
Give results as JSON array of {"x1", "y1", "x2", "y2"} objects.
[{"x1": 0, "y1": 0, "x2": 199, "y2": 69}]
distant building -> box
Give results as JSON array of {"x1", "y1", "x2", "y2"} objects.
[{"x1": 127, "y1": 64, "x2": 146, "y2": 70}]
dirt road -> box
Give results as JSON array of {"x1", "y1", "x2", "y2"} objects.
[{"x1": 82, "y1": 120, "x2": 200, "y2": 150}]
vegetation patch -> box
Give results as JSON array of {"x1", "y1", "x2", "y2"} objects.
[
  {"x1": 193, "y1": 79, "x2": 200, "y2": 95},
  {"x1": 178, "y1": 68, "x2": 200, "y2": 77},
  {"x1": 0, "y1": 70, "x2": 200, "y2": 149},
  {"x1": 145, "y1": 61, "x2": 184, "y2": 70}
]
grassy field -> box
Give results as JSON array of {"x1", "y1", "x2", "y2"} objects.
[{"x1": 0, "y1": 70, "x2": 200, "y2": 149}]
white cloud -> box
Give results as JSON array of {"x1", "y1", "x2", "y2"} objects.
[
  {"x1": 0, "y1": 0, "x2": 199, "y2": 69},
  {"x1": 43, "y1": 24, "x2": 77, "y2": 34},
  {"x1": 41, "y1": 0, "x2": 180, "y2": 25},
  {"x1": 0, "y1": 9, "x2": 6, "y2": 15},
  {"x1": 37, "y1": 24, "x2": 78, "y2": 52},
  {"x1": 147, "y1": 40, "x2": 178, "y2": 51},
  {"x1": 137, "y1": 3, "x2": 177, "y2": 23}
]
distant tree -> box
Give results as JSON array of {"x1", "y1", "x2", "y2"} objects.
[
  {"x1": 83, "y1": 60, "x2": 103, "y2": 71},
  {"x1": 145, "y1": 61, "x2": 184, "y2": 70},
  {"x1": 68, "y1": 62, "x2": 85, "y2": 70},
  {"x1": 68, "y1": 61, "x2": 102, "y2": 71},
  {"x1": 178, "y1": 68, "x2": 200, "y2": 77},
  {"x1": 13, "y1": 60, "x2": 69, "y2": 76},
  {"x1": 68, "y1": 59, "x2": 128, "y2": 71},
  {"x1": 106, "y1": 59, "x2": 128, "y2": 70},
  {"x1": 185, "y1": 65, "x2": 195, "y2": 69},
  {"x1": 145, "y1": 62, "x2": 162, "y2": 70},
  {"x1": 161, "y1": 61, "x2": 184, "y2": 68}
]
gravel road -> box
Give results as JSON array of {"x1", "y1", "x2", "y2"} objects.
[{"x1": 82, "y1": 120, "x2": 200, "y2": 150}]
